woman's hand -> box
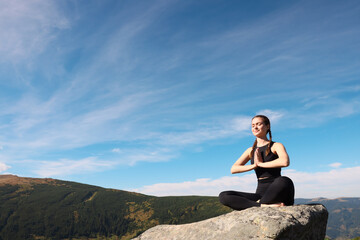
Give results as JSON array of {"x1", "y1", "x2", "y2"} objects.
[
  {"x1": 253, "y1": 142, "x2": 290, "y2": 169},
  {"x1": 230, "y1": 147, "x2": 258, "y2": 174},
  {"x1": 254, "y1": 148, "x2": 263, "y2": 167}
]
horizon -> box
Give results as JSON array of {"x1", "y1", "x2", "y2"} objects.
[
  {"x1": 2, "y1": 173, "x2": 360, "y2": 201},
  {"x1": 1, "y1": 0, "x2": 360, "y2": 199}
]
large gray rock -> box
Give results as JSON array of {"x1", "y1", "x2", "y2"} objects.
[{"x1": 133, "y1": 204, "x2": 328, "y2": 240}]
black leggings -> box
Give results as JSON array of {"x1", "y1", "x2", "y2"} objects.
[{"x1": 219, "y1": 176, "x2": 294, "y2": 210}]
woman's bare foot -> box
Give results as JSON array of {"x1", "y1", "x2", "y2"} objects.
[{"x1": 260, "y1": 202, "x2": 285, "y2": 207}]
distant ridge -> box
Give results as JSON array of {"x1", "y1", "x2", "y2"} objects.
[
  {"x1": 296, "y1": 197, "x2": 360, "y2": 239},
  {"x1": 0, "y1": 174, "x2": 57, "y2": 186}
]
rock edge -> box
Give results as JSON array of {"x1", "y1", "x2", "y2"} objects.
[{"x1": 133, "y1": 204, "x2": 328, "y2": 240}]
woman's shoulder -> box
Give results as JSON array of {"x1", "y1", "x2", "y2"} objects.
[
  {"x1": 271, "y1": 142, "x2": 286, "y2": 150},
  {"x1": 244, "y1": 146, "x2": 253, "y2": 153}
]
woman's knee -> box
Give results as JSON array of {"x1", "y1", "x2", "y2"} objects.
[
  {"x1": 275, "y1": 177, "x2": 295, "y2": 205},
  {"x1": 218, "y1": 191, "x2": 231, "y2": 205},
  {"x1": 275, "y1": 176, "x2": 294, "y2": 188}
]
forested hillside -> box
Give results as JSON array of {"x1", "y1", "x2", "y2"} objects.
[
  {"x1": 0, "y1": 175, "x2": 230, "y2": 240},
  {"x1": 1, "y1": 175, "x2": 359, "y2": 240}
]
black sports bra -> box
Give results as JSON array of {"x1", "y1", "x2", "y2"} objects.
[{"x1": 250, "y1": 142, "x2": 281, "y2": 179}]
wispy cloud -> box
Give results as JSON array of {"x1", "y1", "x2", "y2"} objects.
[
  {"x1": 111, "y1": 147, "x2": 177, "y2": 166},
  {"x1": 195, "y1": 0, "x2": 360, "y2": 89},
  {"x1": 1, "y1": 90, "x2": 157, "y2": 152},
  {"x1": 132, "y1": 166, "x2": 360, "y2": 198},
  {"x1": 156, "y1": 116, "x2": 252, "y2": 146},
  {"x1": 0, "y1": 0, "x2": 180, "y2": 156},
  {"x1": 248, "y1": 86, "x2": 360, "y2": 130},
  {"x1": 1, "y1": 0, "x2": 358, "y2": 153},
  {"x1": 112, "y1": 148, "x2": 121, "y2": 153},
  {"x1": 286, "y1": 93, "x2": 360, "y2": 128},
  {"x1": 0, "y1": 0, "x2": 359, "y2": 185},
  {"x1": 0, "y1": 0, "x2": 69, "y2": 63},
  {"x1": 256, "y1": 110, "x2": 284, "y2": 124},
  {"x1": 34, "y1": 157, "x2": 114, "y2": 177}
]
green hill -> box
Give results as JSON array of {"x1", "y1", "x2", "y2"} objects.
[
  {"x1": 0, "y1": 175, "x2": 230, "y2": 240},
  {"x1": 1, "y1": 175, "x2": 359, "y2": 240}
]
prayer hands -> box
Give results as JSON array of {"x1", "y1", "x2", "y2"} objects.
[{"x1": 254, "y1": 148, "x2": 263, "y2": 167}]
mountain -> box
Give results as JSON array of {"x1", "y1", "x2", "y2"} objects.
[
  {"x1": 1, "y1": 175, "x2": 359, "y2": 240},
  {"x1": 0, "y1": 175, "x2": 230, "y2": 240}
]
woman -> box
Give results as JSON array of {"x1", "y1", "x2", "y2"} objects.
[{"x1": 219, "y1": 115, "x2": 294, "y2": 210}]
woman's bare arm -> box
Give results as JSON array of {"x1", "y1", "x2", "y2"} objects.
[
  {"x1": 230, "y1": 147, "x2": 257, "y2": 174},
  {"x1": 257, "y1": 142, "x2": 289, "y2": 168}
]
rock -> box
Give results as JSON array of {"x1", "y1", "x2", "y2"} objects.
[{"x1": 132, "y1": 204, "x2": 328, "y2": 240}]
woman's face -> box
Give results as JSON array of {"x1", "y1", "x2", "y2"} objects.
[{"x1": 251, "y1": 117, "x2": 269, "y2": 138}]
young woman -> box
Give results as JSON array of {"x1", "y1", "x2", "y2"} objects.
[{"x1": 219, "y1": 115, "x2": 294, "y2": 210}]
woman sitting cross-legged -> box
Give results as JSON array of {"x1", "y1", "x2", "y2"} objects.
[{"x1": 219, "y1": 115, "x2": 295, "y2": 210}]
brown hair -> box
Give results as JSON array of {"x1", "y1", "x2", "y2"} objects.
[{"x1": 249, "y1": 115, "x2": 272, "y2": 159}]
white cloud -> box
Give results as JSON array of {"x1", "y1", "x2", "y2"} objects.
[
  {"x1": 329, "y1": 162, "x2": 342, "y2": 168},
  {"x1": 34, "y1": 157, "x2": 114, "y2": 177},
  {"x1": 283, "y1": 167, "x2": 360, "y2": 198},
  {"x1": 0, "y1": 162, "x2": 11, "y2": 172},
  {"x1": 132, "y1": 174, "x2": 257, "y2": 197},
  {"x1": 132, "y1": 166, "x2": 360, "y2": 198}
]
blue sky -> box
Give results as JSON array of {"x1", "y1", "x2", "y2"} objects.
[{"x1": 0, "y1": 0, "x2": 360, "y2": 198}]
